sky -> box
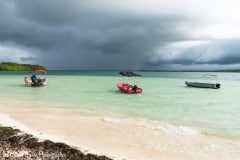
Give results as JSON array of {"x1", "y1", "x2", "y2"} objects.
[{"x1": 1, "y1": 0, "x2": 240, "y2": 70}]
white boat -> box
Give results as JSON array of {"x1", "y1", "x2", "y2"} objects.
[
  {"x1": 185, "y1": 81, "x2": 220, "y2": 89},
  {"x1": 25, "y1": 70, "x2": 47, "y2": 87}
]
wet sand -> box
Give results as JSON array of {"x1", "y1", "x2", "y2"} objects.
[{"x1": 1, "y1": 98, "x2": 240, "y2": 160}]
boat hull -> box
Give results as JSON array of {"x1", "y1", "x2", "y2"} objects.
[
  {"x1": 27, "y1": 79, "x2": 47, "y2": 87},
  {"x1": 185, "y1": 81, "x2": 220, "y2": 89}
]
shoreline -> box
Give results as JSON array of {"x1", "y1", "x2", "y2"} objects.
[
  {"x1": 1, "y1": 99, "x2": 240, "y2": 160},
  {"x1": 0, "y1": 113, "x2": 115, "y2": 160},
  {"x1": 0, "y1": 125, "x2": 112, "y2": 160}
]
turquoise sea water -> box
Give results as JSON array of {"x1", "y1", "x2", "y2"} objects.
[{"x1": 1, "y1": 71, "x2": 240, "y2": 138}]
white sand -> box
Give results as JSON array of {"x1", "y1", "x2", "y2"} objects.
[{"x1": 1, "y1": 98, "x2": 240, "y2": 160}]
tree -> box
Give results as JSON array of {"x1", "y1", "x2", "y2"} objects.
[{"x1": 0, "y1": 62, "x2": 46, "y2": 71}]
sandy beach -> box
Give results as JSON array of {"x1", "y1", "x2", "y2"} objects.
[
  {"x1": 1, "y1": 97, "x2": 240, "y2": 160},
  {"x1": 0, "y1": 126, "x2": 112, "y2": 160},
  {"x1": 2, "y1": 0, "x2": 240, "y2": 158}
]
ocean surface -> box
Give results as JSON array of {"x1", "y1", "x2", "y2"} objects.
[{"x1": 1, "y1": 71, "x2": 240, "y2": 139}]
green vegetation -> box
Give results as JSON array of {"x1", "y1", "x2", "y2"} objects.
[{"x1": 0, "y1": 62, "x2": 46, "y2": 71}]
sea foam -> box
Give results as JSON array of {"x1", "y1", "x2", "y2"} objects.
[{"x1": 103, "y1": 117, "x2": 198, "y2": 136}]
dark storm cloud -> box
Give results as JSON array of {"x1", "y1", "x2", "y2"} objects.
[
  {"x1": 0, "y1": 0, "x2": 240, "y2": 70},
  {"x1": 20, "y1": 56, "x2": 36, "y2": 62},
  {"x1": 146, "y1": 39, "x2": 240, "y2": 67}
]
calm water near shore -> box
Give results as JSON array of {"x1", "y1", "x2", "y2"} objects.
[{"x1": 1, "y1": 71, "x2": 240, "y2": 139}]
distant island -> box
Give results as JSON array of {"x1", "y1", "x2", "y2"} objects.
[{"x1": 0, "y1": 62, "x2": 46, "y2": 71}]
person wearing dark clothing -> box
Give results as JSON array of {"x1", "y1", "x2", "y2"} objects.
[
  {"x1": 30, "y1": 74, "x2": 37, "y2": 86},
  {"x1": 133, "y1": 85, "x2": 137, "y2": 92}
]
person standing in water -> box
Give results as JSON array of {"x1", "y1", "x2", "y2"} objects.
[{"x1": 24, "y1": 77, "x2": 31, "y2": 86}]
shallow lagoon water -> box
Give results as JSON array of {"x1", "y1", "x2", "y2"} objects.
[{"x1": 1, "y1": 71, "x2": 240, "y2": 138}]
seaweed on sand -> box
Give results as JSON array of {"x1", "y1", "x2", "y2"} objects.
[{"x1": 0, "y1": 126, "x2": 113, "y2": 160}]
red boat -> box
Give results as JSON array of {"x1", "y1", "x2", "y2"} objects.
[{"x1": 117, "y1": 83, "x2": 142, "y2": 94}]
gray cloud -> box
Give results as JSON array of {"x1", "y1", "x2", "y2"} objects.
[
  {"x1": 0, "y1": 0, "x2": 239, "y2": 70},
  {"x1": 20, "y1": 56, "x2": 36, "y2": 62},
  {"x1": 146, "y1": 39, "x2": 240, "y2": 68}
]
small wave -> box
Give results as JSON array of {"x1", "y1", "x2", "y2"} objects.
[
  {"x1": 162, "y1": 124, "x2": 198, "y2": 135},
  {"x1": 103, "y1": 117, "x2": 198, "y2": 136}
]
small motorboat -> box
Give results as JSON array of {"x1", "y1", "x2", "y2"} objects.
[
  {"x1": 25, "y1": 70, "x2": 47, "y2": 87},
  {"x1": 119, "y1": 71, "x2": 141, "y2": 77},
  {"x1": 185, "y1": 81, "x2": 220, "y2": 89},
  {"x1": 117, "y1": 83, "x2": 142, "y2": 94}
]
